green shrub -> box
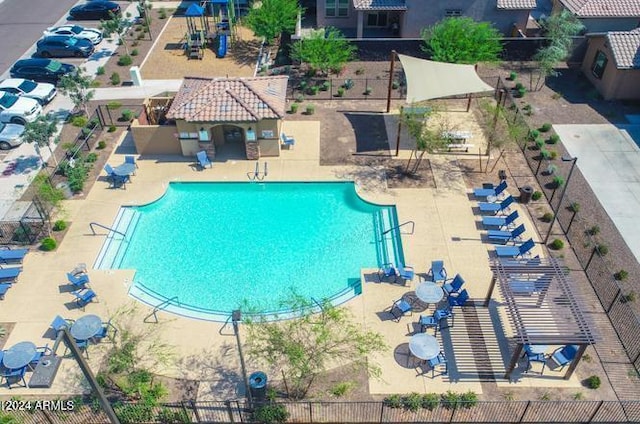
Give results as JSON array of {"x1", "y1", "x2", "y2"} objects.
[
  {"x1": 622, "y1": 292, "x2": 636, "y2": 303},
  {"x1": 587, "y1": 225, "x2": 600, "y2": 235},
  {"x1": 542, "y1": 212, "x2": 554, "y2": 222},
  {"x1": 289, "y1": 103, "x2": 298, "y2": 114},
  {"x1": 539, "y1": 123, "x2": 552, "y2": 132},
  {"x1": 540, "y1": 149, "x2": 551, "y2": 160},
  {"x1": 308, "y1": 85, "x2": 320, "y2": 95},
  {"x1": 384, "y1": 394, "x2": 403, "y2": 408},
  {"x1": 549, "y1": 150, "x2": 558, "y2": 160},
  {"x1": 614, "y1": 269, "x2": 629, "y2": 281},
  {"x1": 535, "y1": 139, "x2": 545, "y2": 149},
  {"x1": 532, "y1": 191, "x2": 542, "y2": 201},
  {"x1": 550, "y1": 239, "x2": 564, "y2": 250},
  {"x1": 329, "y1": 382, "x2": 353, "y2": 397},
  {"x1": 158, "y1": 7, "x2": 167, "y2": 19},
  {"x1": 137, "y1": 33, "x2": 145, "y2": 40},
  {"x1": 516, "y1": 87, "x2": 526, "y2": 98},
  {"x1": 155, "y1": 407, "x2": 190, "y2": 423},
  {"x1": 586, "y1": 375, "x2": 601, "y2": 389},
  {"x1": 421, "y1": 393, "x2": 440, "y2": 410},
  {"x1": 71, "y1": 116, "x2": 88, "y2": 127},
  {"x1": 295, "y1": 94, "x2": 304, "y2": 103},
  {"x1": 355, "y1": 67, "x2": 365, "y2": 75},
  {"x1": 321, "y1": 81, "x2": 331, "y2": 91},
  {"x1": 107, "y1": 101, "x2": 122, "y2": 110},
  {"x1": 392, "y1": 80, "x2": 400, "y2": 89},
  {"x1": 528, "y1": 129, "x2": 540, "y2": 140},
  {"x1": 131, "y1": 40, "x2": 139, "y2": 47},
  {"x1": 515, "y1": 82, "x2": 524, "y2": 90},
  {"x1": 343, "y1": 79, "x2": 354, "y2": 90},
  {"x1": 441, "y1": 391, "x2": 461, "y2": 410},
  {"x1": 115, "y1": 403, "x2": 154, "y2": 424},
  {"x1": 460, "y1": 391, "x2": 478, "y2": 409},
  {"x1": 86, "y1": 152, "x2": 98, "y2": 162},
  {"x1": 40, "y1": 237, "x2": 57, "y2": 251},
  {"x1": 552, "y1": 175, "x2": 565, "y2": 187},
  {"x1": 548, "y1": 134, "x2": 560, "y2": 144},
  {"x1": 121, "y1": 109, "x2": 134, "y2": 121},
  {"x1": 337, "y1": 87, "x2": 345, "y2": 97},
  {"x1": 595, "y1": 243, "x2": 608, "y2": 256},
  {"x1": 402, "y1": 392, "x2": 422, "y2": 412},
  {"x1": 569, "y1": 202, "x2": 580, "y2": 213},
  {"x1": 90, "y1": 80, "x2": 101, "y2": 88},
  {"x1": 96, "y1": 66, "x2": 105, "y2": 76},
  {"x1": 52, "y1": 220, "x2": 67, "y2": 231},
  {"x1": 298, "y1": 80, "x2": 308, "y2": 90},
  {"x1": 131, "y1": 49, "x2": 139, "y2": 56},
  {"x1": 108, "y1": 125, "x2": 117, "y2": 133},
  {"x1": 364, "y1": 86, "x2": 372, "y2": 95},
  {"x1": 110, "y1": 72, "x2": 121, "y2": 86},
  {"x1": 252, "y1": 404, "x2": 289, "y2": 424},
  {"x1": 117, "y1": 55, "x2": 133, "y2": 66},
  {"x1": 306, "y1": 104, "x2": 315, "y2": 115},
  {"x1": 508, "y1": 71, "x2": 517, "y2": 81}
]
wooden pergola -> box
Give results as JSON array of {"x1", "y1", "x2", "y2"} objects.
[{"x1": 486, "y1": 257, "x2": 598, "y2": 380}]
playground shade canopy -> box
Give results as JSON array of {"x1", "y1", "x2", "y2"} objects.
[{"x1": 398, "y1": 54, "x2": 494, "y2": 103}]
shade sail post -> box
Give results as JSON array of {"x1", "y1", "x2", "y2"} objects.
[
  {"x1": 395, "y1": 107, "x2": 402, "y2": 156},
  {"x1": 505, "y1": 343, "x2": 523, "y2": 380},
  {"x1": 386, "y1": 50, "x2": 397, "y2": 113}
]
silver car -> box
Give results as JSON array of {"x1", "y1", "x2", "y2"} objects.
[{"x1": 0, "y1": 122, "x2": 25, "y2": 150}]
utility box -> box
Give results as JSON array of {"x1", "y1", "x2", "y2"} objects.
[
  {"x1": 130, "y1": 66, "x2": 143, "y2": 87},
  {"x1": 520, "y1": 185, "x2": 534, "y2": 204},
  {"x1": 249, "y1": 371, "x2": 267, "y2": 401}
]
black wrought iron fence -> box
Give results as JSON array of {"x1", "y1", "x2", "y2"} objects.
[
  {"x1": 96, "y1": 103, "x2": 145, "y2": 127},
  {"x1": 286, "y1": 77, "x2": 406, "y2": 101}
]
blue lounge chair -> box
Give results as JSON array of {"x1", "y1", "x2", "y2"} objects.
[
  {"x1": 0, "y1": 267, "x2": 21, "y2": 283},
  {"x1": 50, "y1": 315, "x2": 74, "y2": 332},
  {"x1": 428, "y1": 260, "x2": 447, "y2": 283},
  {"x1": 479, "y1": 195, "x2": 514, "y2": 214},
  {"x1": 448, "y1": 289, "x2": 469, "y2": 308},
  {"x1": 0, "y1": 366, "x2": 27, "y2": 389},
  {"x1": 482, "y1": 210, "x2": 519, "y2": 229},
  {"x1": 378, "y1": 263, "x2": 397, "y2": 282},
  {"x1": 473, "y1": 180, "x2": 507, "y2": 199},
  {"x1": 67, "y1": 272, "x2": 89, "y2": 288},
  {"x1": 29, "y1": 345, "x2": 53, "y2": 370},
  {"x1": 389, "y1": 298, "x2": 412, "y2": 321},
  {"x1": 443, "y1": 274, "x2": 465, "y2": 296},
  {"x1": 396, "y1": 264, "x2": 415, "y2": 283},
  {"x1": 427, "y1": 351, "x2": 448, "y2": 378},
  {"x1": 495, "y1": 238, "x2": 535, "y2": 258},
  {"x1": 0, "y1": 283, "x2": 11, "y2": 299},
  {"x1": 523, "y1": 345, "x2": 547, "y2": 374},
  {"x1": 280, "y1": 133, "x2": 295, "y2": 149},
  {"x1": 71, "y1": 288, "x2": 97, "y2": 308},
  {"x1": 550, "y1": 345, "x2": 579, "y2": 370},
  {"x1": 196, "y1": 151, "x2": 212, "y2": 169},
  {"x1": 0, "y1": 248, "x2": 28, "y2": 264},
  {"x1": 488, "y1": 224, "x2": 526, "y2": 244}
]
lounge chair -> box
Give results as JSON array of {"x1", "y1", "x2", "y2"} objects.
[
  {"x1": 482, "y1": 210, "x2": 519, "y2": 229},
  {"x1": 550, "y1": 345, "x2": 579, "y2": 370},
  {"x1": 67, "y1": 272, "x2": 89, "y2": 288},
  {"x1": 479, "y1": 195, "x2": 514, "y2": 215},
  {"x1": 50, "y1": 315, "x2": 74, "y2": 332},
  {"x1": 280, "y1": 133, "x2": 295, "y2": 149},
  {"x1": 0, "y1": 283, "x2": 11, "y2": 299},
  {"x1": 71, "y1": 288, "x2": 97, "y2": 309},
  {"x1": 448, "y1": 289, "x2": 469, "y2": 308},
  {"x1": 473, "y1": 180, "x2": 508, "y2": 199},
  {"x1": 389, "y1": 298, "x2": 412, "y2": 321},
  {"x1": 495, "y1": 238, "x2": 535, "y2": 258},
  {"x1": 69, "y1": 263, "x2": 88, "y2": 276},
  {"x1": 396, "y1": 264, "x2": 415, "y2": 283},
  {"x1": 378, "y1": 263, "x2": 414, "y2": 284},
  {"x1": 443, "y1": 274, "x2": 465, "y2": 296},
  {"x1": 196, "y1": 151, "x2": 212, "y2": 169},
  {"x1": 0, "y1": 248, "x2": 28, "y2": 264},
  {"x1": 488, "y1": 224, "x2": 526, "y2": 244},
  {"x1": 428, "y1": 260, "x2": 447, "y2": 283},
  {"x1": 523, "y1": 345, "x2": 547, "y2": 374},
  {"x1": 0, "y1": 267, "x2": 21, "y2": 283},
  {"x1": 378, "y1": 263, "x2": 397, "y2": 282}
]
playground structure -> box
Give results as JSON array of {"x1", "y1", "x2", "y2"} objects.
[{"x1": 184, "y1": 0, "x2": 239, "y2": 60}]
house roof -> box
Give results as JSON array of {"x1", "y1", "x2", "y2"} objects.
[
  {"x1": 496, "y1": 0, "x2": 536, "y2": 10},
  {"x1": 558, "y1": 0, "x2": 640, "y2": 17},
  {"x1": 352, "y1": 0, "x2": 406, "y2": 11},
  {"x1": 166, "y1": 76, "x2": 289, "y2": 123},
  {"x1": 606, "y1": 28, "x2": 640, "y2": 69}
]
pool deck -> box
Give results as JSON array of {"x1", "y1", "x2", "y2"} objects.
[{"x1": 0, "y1": 113, "x2": 577, "y2": 400}]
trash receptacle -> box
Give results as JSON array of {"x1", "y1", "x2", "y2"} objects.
[
  {"x1": 498, "y1": 170, "x2": 507, "y2": 181},
  {"x1": 249, "y1": 371, "x2": 267, "y2": 401},
  {"x1": 520, "y1": 185, "x2": 534, "y2": 204},
  {"x1": 56, "y1": 182, "x2": 73, "y2": 199}
]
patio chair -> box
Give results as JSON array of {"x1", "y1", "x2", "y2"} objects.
[
  {"x1": 65, "y1": 338, "x2": 90, "y2": 359},
  {"x1": 522, "y1": 345, "x2": 547, "y2": 374},
  {"x1": 0, "y1": 267, "x2": 21, "y2": 283},
  {"x1": 396, "y1": 264, "x2": 415, "y2": 284},
  {"x1": 434, "y1": 307, "x2": 454, "y2": 329},
  {"x1": 94, "y1": 319, "x2": 118, "y2": 343},
  {"x1": 473, "y1": 180, "x2": 508, "y2": 199},
  {"x1": 479, "y1": 195, "x2": 514, "y2": 215},
  {"x1": 443, "y1": 274, "x2": 465, "y2": 296},
  {"x1": 389, "y1": 298, "x2": 412, "y2": 322},
  {"x1": 124, "y1": 155, "x2": 138, "y2": 171},
  {"x1": 488, "y1": 224, "x2": 526, "y2": 245},
  {"x1": 495, "y1": 239, "x2": 535, "y2": 258},
  {"x1": 482, "y1": 210, "x2": 519, "y2": 230},
  {"x1": 0, "y1": 248, "x2": 28, "y2": 264},
  {"x1": 280, "y1": 133, "x2": 295, "y2": 149},
  {"x1": 196, "y1": 151, "x2": 212, "y2": 169},
  {"x1": 419, "y1": 308, "x2": 453, "y2": 335},
  {"x1": 0, "y1": 365, "x2": 27, "y2": 389},
  {"x1": 550, "y1": 345, "x2": 579, "y2": 370},
  {"x1": 104, "y1": 164, "x2": 130, "y2": 189},
  {"x1": 29, "y1": 345, "x2": 53, "y2": 370},
  {"x1": 71, "y1": 288, "x2": 97, "y2": 309},
  {"x1": 50, "y1": 315, "x2": 74, "y2": 332},
  {"x1": 448, "y1": 289, "x2": 469, "y2": 308},
  {"x1": 427, "y1": 351, "x2": 448, "y2": 378},
  {"x1": 0, "y1": 283, "x2": 11, "y2": 300},
  {"x1": 428, "y1": 260, "x2": 447, "y2": 283},
  {"x1": 377, "y1": 263, "x2": 397, "y2": 282},
  {"x1": 67, "y1": 272, "x2": 90, "y2": 288}
]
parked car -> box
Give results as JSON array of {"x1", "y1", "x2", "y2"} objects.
[
  {"x1": 69, "y1": 1, "x2": 121, "y2": 20},
  {"x1": 44, "y1": 25, "x2": 103, "y2": 45},
  {"x1": 0, "y1": 79, "x2": 57, "y2": 105},
  {"x1": 36, "y1": 35, "x2": 95, "y2": 58},
  {"x1": 0, "y1": 92, "x2": 42, "y2": 125},
  {"x1": 9, "y1": 59, "x2": 76, "y2": 85},
  {"x1": 0, "y1": 122, "x2": 25, "y2": 150}
]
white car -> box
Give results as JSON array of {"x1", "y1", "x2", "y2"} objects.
[
  {"x1": 0, "y1": 92, "x2": 42, "y2": 125},
  {"x1": 0, "y1": 122, "x2": 25, "y2": 150},
  {"x1": 44, "y1": 25, "x2": 103, "y2": 45},
  {"x1": 0, "y1": 79, "x2": 57, "y2": 105}
]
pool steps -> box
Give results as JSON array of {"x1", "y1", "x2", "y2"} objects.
[
  {"x1": 93, "y1": 208, "x2": 141, "y2": 270},
  {"x1": 375, "y1": 208, "x2": 405, "y2": 268}
]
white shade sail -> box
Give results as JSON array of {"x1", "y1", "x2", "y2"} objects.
[{"x1": 398, "y1": 54, "x2": 494, "y2": 103}]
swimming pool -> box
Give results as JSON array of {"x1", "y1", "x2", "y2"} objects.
[{"x1": 99, "y1": 182, "x2": 404, "y2": 321}]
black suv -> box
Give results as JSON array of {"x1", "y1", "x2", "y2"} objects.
[{"x1": 9, "y1": 59, "x2": 76, "y2": 85}]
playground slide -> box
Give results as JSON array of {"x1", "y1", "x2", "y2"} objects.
[{"x1": 217, "y1": 34, "x2": 227, "y2": 58}]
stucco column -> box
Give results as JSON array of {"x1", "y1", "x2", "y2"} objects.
[{"x1": 357, "y1": 11, "x2": 364, "y2": 38}]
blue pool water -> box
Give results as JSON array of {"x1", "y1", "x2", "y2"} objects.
[{"x1": 115, "y1": 182, "x2": 403, "y2": 318}]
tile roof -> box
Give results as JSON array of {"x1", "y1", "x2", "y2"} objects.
[
  {"x1": 166, "y1": 76, "x2": 289, "y2": 122},
  {"x1": 558, "y1": 0, "x2": 640, "y2": 17},
  {"x1": 496, "y1": 0, "x2": 536, "y2": 10},
  {"x1": 606, "y1": 28, "x2": 640, "y2": 69},
  {"x1": 352, "y1": 0, "x2": 406, "y2": 11}
]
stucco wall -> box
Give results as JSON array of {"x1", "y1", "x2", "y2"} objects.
[{"x1": 130, "y1": 121, "x2": 181, "y2": 155}]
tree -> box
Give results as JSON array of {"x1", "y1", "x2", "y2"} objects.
[
  {"x1": 400, "y1": 106, "x2": 451, "y2": 174},
  {"x1": 290, "y1": 27, "x2": 356, "y2": 75},
  {"x1": 421, "y1": 17, "x2": 503, "y2": 64},
  {"x1": 244, "y1": 0, "x2": 301, "y2": 43},
  {"x1": 22, "y1": 115, "x2": 58, "y2": 164},
  {"x1": 58, "y1": 68, "x2": 95, "y2": 116},
  {"x1": 244, "y1": 296, "x2": 387, "y2": 399},
  {"x1": 530, "y1": 10, "x2": 584, "y2": 91},
  {"x1": 101, "y1": 11, "x2": 132, "y2": 55}
]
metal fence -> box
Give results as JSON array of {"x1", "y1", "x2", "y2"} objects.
[
  {"x1": 6, "y1": 400, "x2": 640, "y2": 423},
  {"x1": 96, "y1": 104, "x2": 145, "y2": 128},
  {"x1": 285, "y1": 77, "x2": 406, "y2": 101},
  {"x1": 496, "y1": 76, "x2": 640, "y2": 373}
]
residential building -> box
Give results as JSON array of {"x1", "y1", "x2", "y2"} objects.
[{"x1": 552, "y1": 0, "x2": 640, "y2": 33}]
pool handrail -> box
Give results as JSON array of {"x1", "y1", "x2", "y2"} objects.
[
  {"x1": 382, "y1": 220, "x2": 415, "y2": 236},
  {"x1": 90, "y1": 222, "x2": 127, "y2": 239},
  {"x1": 144, "y1": 295, "x2": 180, "y2": 323}
]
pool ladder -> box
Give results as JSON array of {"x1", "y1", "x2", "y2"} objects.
[
  {"x1": 144, "y1": 296, "x2": 180, "y2": 323},
  {"x1": 89, "y1": 222, "x2": 127, "y2": 238},
  {"x1": 248, "y1": 162, "x2": 268, "y2": 181},
  {"x1": 382, "y1": 220, "x2": 415, "y2": 236}
]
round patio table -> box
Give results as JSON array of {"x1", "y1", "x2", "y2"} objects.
[
  {"x1": 2, "y1": 341, "x2": 36, "y2": 370},
  {"x1": 113, "y1": 163, "x2": 136, "y2": 176},
  {"x1": 416, "y1": 282, "x2": 444, "y2": 305},
  {"x1": 409, "y1": 333, "x2": 440, "y2": 361},
  {"x1": 70, "y1": 314, "x2": 103, "y2": 340}
]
